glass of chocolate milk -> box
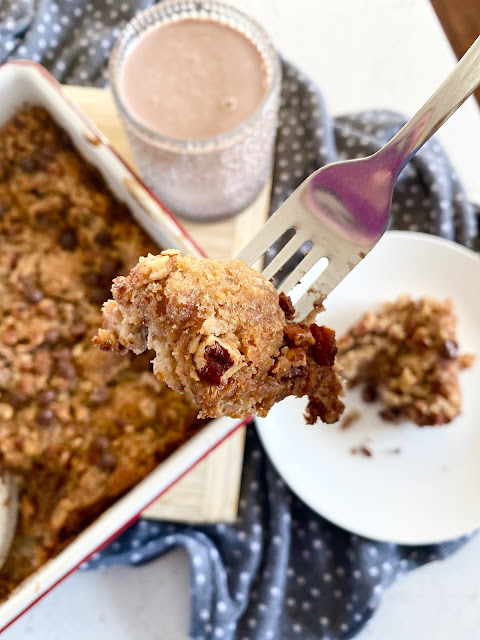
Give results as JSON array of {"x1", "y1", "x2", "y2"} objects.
[{"x1": 109, "y1": 0, "x2": 281, "y2": 221}]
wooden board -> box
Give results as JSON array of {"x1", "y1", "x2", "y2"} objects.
[{"x1": 63, "y1": 86, "x2": 271, "y2": 523}]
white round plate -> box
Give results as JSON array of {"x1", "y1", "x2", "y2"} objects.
[{"x1": 256, "y1": 231, "x2": 480, "y2": 545}]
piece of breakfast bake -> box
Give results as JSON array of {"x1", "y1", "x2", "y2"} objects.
[{"x1": 94, "y1": 250, "x2": 345, "y2": 423}]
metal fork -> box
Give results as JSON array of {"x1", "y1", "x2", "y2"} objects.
[{"x1": 237, "y1": 36, "x2": 480, "y2": 320}]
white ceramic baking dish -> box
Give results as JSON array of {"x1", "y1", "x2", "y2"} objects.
[{"x1": 0, "y1": 61, "x2": 248, "y2": 632}]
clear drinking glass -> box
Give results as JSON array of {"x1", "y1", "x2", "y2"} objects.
[{"x1": 109, "y1": 0, "x2": 281, "y2": 221}]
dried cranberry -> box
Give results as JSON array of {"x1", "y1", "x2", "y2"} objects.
[
  {"x1": 34, "y1": 154, "x2": 53, "y2": 172},
  {"x1": 88, "y1": 435, "x2": 116, "y2": 471},
  {"x1": 12, "y1": 117, "x2": 25, "y2": 130},
  {"x1": 43, "y1": 329, "x2": 60, "y2": 345},
  {"x1": 404, "y1": 317, "x2": 417, "y2": 337},
  {"x1": 59, "y1": 227, "x2": 78, "y2": 251},
  {"x1": 37, "y1": 389, "x2": 56, "y2": 406},
  {"x1": 36, "y1": 408, "x2": 54, "y2": 426},
  {"x1": 56, "y1": 359, "x2": 76, "y2": 379},
  {"x1": 440, "y1": 340, "x2": 458, "y2": 360},
  {"x1": 310, "y1": 325, "x2": 337, "y2": 366},
  {"x1": 97, "y1": 450, "x2": 116, "y2": 471},
  {"x1": 46, "y1": 444, "x2": 66, "y2": 459},
  {"x1": 98, "y1": 339, "x2": 113, "y2": 351},
  {"x1": 288, "y1": 365, "x2": 308, "y2": 379},
  {"x1": 198, "y1": 342, "x2": 234, "y2": 386},
  {"x1": 88, "y1": 387, "x2": 110, "y2": 406},
  {"x1": 8, "y1": 253, "x2": 19, "y2": 271},
  {"x1": 23, "y1": 288, "x2": 44, "y2": 303},
  {"x1": 279, "y1": 292, "x2": 296, "y2": 320},
  {"x1": 10, "y1": 391, "x2": 29, "y2": 409},
  {"x1": 94, "y1": 230, "x2": 113, "y2": 247},
  {"x1": 18, "y1": 155, "x2": 38, "y2": 173},
  {"x1": 362, "y1": 385, "x2": 378, "y2": 403},
  {"x1": 40, "y1": 144, "x2": 58, "y2": 161}
]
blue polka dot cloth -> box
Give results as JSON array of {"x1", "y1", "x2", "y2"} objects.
[{"x1": 3, "y1": 2, "x2": 479, "y2": 639}]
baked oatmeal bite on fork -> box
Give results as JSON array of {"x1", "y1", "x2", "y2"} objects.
[{"x1": 94, "y1": 250, "x2": 344, "y2": 423}]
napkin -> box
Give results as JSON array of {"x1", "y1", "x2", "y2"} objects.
[{"x1": 3, "y1": 2, "x2": 479, "y2": 639}]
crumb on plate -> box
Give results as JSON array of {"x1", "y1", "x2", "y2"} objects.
[{"x1": 340, "y1": 408, "x2": 362, "y2": 430}]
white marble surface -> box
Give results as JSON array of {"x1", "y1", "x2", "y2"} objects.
[{"x1": 4, "y1": 0, "x2": 480, "y2": 638}]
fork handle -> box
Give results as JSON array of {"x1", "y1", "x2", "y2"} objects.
[{"x1": 381, "y1": 35, "x2": 480, "y2": 173}]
